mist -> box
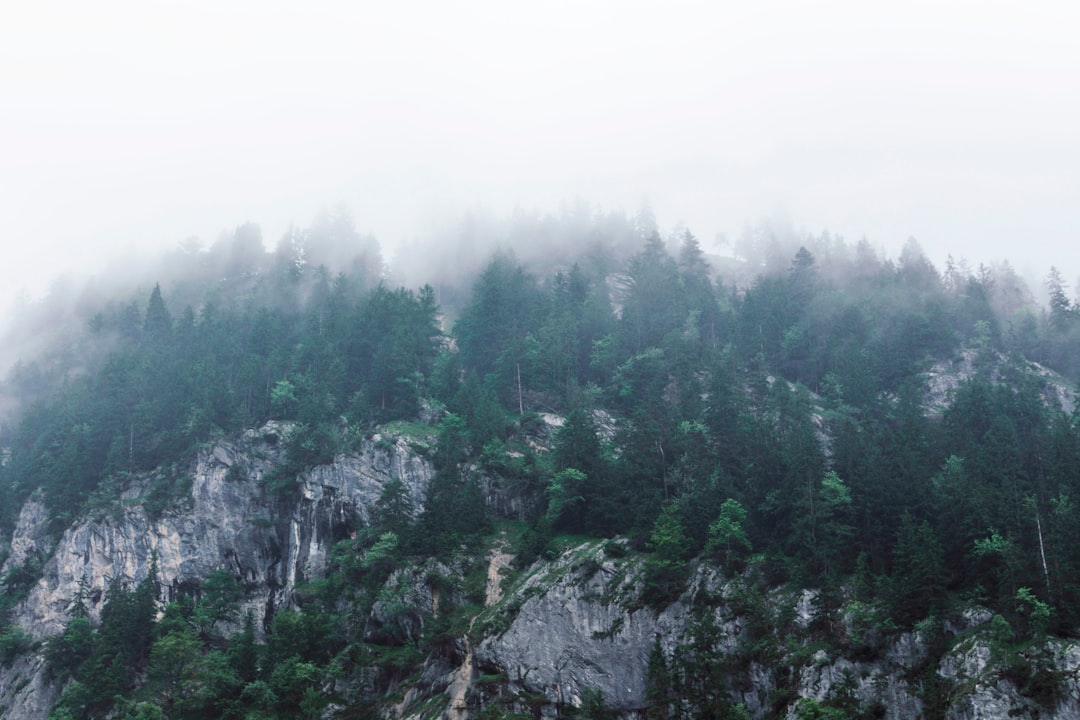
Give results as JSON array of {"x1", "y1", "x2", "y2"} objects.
[{"x1": 2, "y1": 1, "x2": 1078, "y2": 327}]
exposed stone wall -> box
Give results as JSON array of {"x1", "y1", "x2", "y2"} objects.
[{"x1": 0, "y1": 423, "x2": 435, "y2": 719}]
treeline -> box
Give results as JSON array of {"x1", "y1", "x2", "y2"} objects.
[
  {"x1": 3, "y1": 210, "x2": 1080, "y2": 716},
  {"x1": 0, "y1": 214, "x2": 436, "y2": 531},
  {"x1": 441, "y1": 230, "x2": 1080, "y2": 632}
]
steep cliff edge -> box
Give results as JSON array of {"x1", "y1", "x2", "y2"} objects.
[
  {"x1": 0, "y1": 422, "x2": 434, "y2": 719},
  {"x1": 385, "y1": 539, "x2": 1080, "y2": 720}
]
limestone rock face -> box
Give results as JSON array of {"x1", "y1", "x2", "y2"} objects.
[
  {"x1": 0, "y1": 653, "x2": 60, "y2": 720},
  {"x1": 2, "y1": 497, "x2": 52, "y2": 576},
  {"x1": 7, "y1": 420, "x2": 1080, "y2": 720},
  {"x1": 938, "y1": 636, "x2": 1080, "y2": 720},
  {"x1": 474, "y1": 543, "x2": 698, "y2": 714},
  {"x1": 791, "y1": 652, "x2": 922, "y2": 720},
  {"x1": 922, "y1": 350, "x2": 1078, "y2": 416},
  {"x1": 0, "y1": 423, "x2": 434, "y2": 720},
  {"x1": 472, "y1": 545, "x2": 926, "y2": 720},
  {"x1": 286, "y1": 432, "x2": 434, "y2": 594},
  {"x1": 364, "y1": 559, "x2": 461, "y2": 647}
]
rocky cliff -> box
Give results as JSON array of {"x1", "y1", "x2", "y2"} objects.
[
  {"x1": 0, "y1": 422, "x2": 434, "y2": 719},
  {"x1": 392, "y1": 540, "x2": 1080, "y2": 720},
  {"x1": 2, "y1": 421, "x2": 1079, "y2": 720}
]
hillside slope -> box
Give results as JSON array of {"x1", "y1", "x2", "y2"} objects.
[
  {"x1": 2, "y1": 418, "x2": 1079, "y2": 719},
  {"x1": 3, "y1": 214, "x2": 1080, "y2": 718}
]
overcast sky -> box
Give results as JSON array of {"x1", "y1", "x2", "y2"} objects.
[{"x1": 2, "y1": 0, "x2": 1078, "y2": 320}]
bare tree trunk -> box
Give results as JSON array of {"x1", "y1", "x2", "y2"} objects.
[
  {"x1": 516, "y1": 363, "x2": 524, "y2": 415},
  {"x1": 1035, "y1": 504, "x2": 1051, "y2": 598}
]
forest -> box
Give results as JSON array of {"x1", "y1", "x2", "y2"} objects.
[{"x1": 2, "y1": 207, "x2": 1080, "y2": 719}]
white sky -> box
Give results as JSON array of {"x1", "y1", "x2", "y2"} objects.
[{"x1": 2, "y1": 0, "x2": 1079, "y2": 318}]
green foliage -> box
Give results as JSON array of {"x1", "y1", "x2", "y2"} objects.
[
  {"x1": 982, "y1": 612, "x2": 1069, "y2": 712},
  {"x1": 814, "y1": 470, "x2": 854, "y2": 578},
  {"x1": 140, "y1": 470, "x2": 195, "y2": 520},
  {"x1": 361, "y1": 532, "x2": 400, "y2": 571},
  {"x1": 707, "y1": 498, "x2": 750, "y2": 564},
  {"x1": 454, "y1": 253, "x2": 549, "y2": 411},
  {"x1": 374, "y1": 477, "x2": 414, "y2": 536},
  {"x1": 645, "y1": 639, "x2": 673, "y2": 720},
  {"x1": 266, "y1": 609, "x2": 341, "y2": 668},
  {"x1": 972, "y1": 528, "x2": 1011, "y2": 558},
  {"x1": 44, "y1": 616, "x2": 93, "y2": 680},
  {"x1": 545, "y1": 468, "x2": 587, "y2": 531},
  {"x1": 146, "y1": 628, "x2": 202, "y2": 709},
  {"x1": 49, "y1": 565, "x2": 161, "y2": 719},
  {"x1": 411, "y1": 415, "x2": 492, "y2": 554},
  {"x1": 0, "y1": 623, "x2": 32, "y2": 666},
  {"x1": 649, "y1": 504, "x2": 692, "y2": 564},
  {"x1": 1015, "y1": 587, "x2": 1052, "y2": 637},
  {"x1": 793, "y1": 698, "x2": 849, "y2": 720},
  {"x1": 889, "y1": 514, "x2": 946, "y2": 625},
  {"x1": 7, "y1": 210, "x2": 1080, "y2": 719},
  {"x1": 270, "y1": 379, "x2": 298, "y2": 418},
  {"x1": 197, "y1": 569, "x2": 244, "y2": 634},
  {"x1": 268, "y1": 656, "x2": 325, "y2": 717},
  {"x1": 642, "y1": 504, "x2": 692, "y2": 605},
  {"x1": 0, "y1": 253, "x2": 445, "y2": 531},
  {"x1": 989, "y1": 613, "x2": 1015, "y2": 649},
  {"x1": 117, "y1": 700, "x2": 168, "y2": 719}
]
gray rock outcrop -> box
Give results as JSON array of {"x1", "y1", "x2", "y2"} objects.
[
  {"x1": 6, "y1": 419, "x2": 1080, "y2": 720},
  {"x1": 0, "y1": 422, "x2": 434, "y2": 719}
]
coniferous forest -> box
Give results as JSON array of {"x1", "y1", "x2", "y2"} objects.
[{"x1": 2, "y1": 208, "x2": 1080, "y2": 719}]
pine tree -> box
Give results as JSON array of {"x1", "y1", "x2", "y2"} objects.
[{"x1": 143, "y1": 283, "x2": 173, "y2": 341}]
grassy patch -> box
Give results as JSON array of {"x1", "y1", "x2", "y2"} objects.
[
  {"x1": 364, "y1": 642, "x2": 426, "y2": 670},
  {"x1": 379, "y1": 421, "x2": 438, "y2": 449}
]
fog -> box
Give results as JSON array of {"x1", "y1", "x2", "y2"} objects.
[{"x1": 3, "y1": 1, "x2": 1079, "y2": 324}]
